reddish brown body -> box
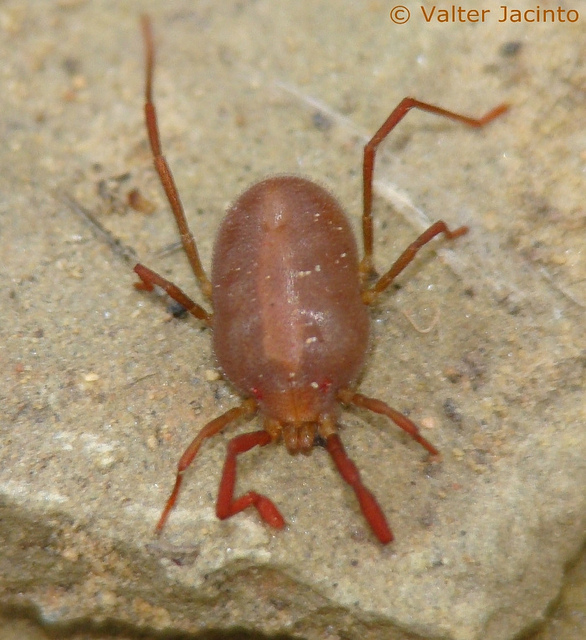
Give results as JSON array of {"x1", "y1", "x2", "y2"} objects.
[
  {"x1": 133, "y1": 16, "x2": 508, "y2": 543},
  {"x1": 212, "y1": 177, "x2": 369, "y2": 429}
]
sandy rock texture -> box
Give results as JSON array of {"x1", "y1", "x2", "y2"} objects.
[{"x1": 1, "y1": 1, "x2": 584, "y2": 639}]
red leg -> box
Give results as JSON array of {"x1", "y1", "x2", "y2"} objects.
[
  {"x1": 362, "y1": 220, "x2": 468, "y2": 304},
  {"x1": 156, "y1": 399, "x2": 256, "y2": 533},
  {"x1": 216, "y1": 430, "x2": 285, "y2": 529},
  {"x1": 134, "y1": 263, "x2": 212, "y2": 326},
  {"x1": 338, "y1": 389, "x2": 438, "y2": 456},
  {"x1": 326, "y1": 433, "x2": 393, "y2": 544},
  {"x1": 360, "y1": 97, "x2": 509, "y2": 281},
  {"x1": 140, "y1": 15, "x2": 212, "y2": 298}
]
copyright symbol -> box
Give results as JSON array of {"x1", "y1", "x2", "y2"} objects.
[{"x1": 389, "y1": 6, "x2": 410, "y2": 24}]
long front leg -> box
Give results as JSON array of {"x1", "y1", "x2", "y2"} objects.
[
  {"x1": 338, "y1": 389, "x2": 438, "y2": 455},
  {"x1": 326, "y1": 433, "x2": 393, "y2": 544},
  {"x1": 156, "y1": 399, "x2": 256, "y2": 533},
  {"x1": 216, "y1": 430, "x2": 285, "y2": 529}
]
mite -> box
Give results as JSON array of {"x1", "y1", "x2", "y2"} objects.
[{"x1": 134, "y1": 16, "x2": 507, "y2": 544}]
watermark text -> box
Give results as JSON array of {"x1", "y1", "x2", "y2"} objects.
[{"x1": 389, "y1": 5, "x2": 580, "y2": 24}]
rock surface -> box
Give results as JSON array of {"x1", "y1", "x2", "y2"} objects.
[{"x1": 1, "y1": 1, "x2": 584, "y2": 639}]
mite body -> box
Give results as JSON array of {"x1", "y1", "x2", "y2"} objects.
[
  {"x1": 212, "y1": 176, "x2": 369, "y2": 430},
  {"x1": 134, "y1": 16, "x2": 507, "y2": 543}
]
